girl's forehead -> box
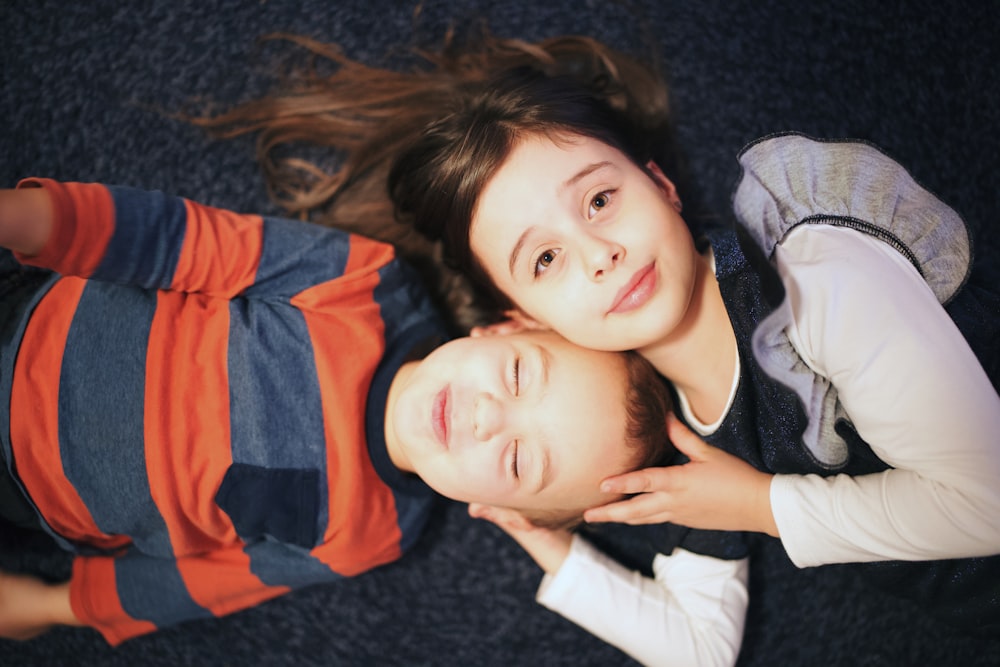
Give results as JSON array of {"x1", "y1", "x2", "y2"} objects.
[
  {"x1": 489, "y1": 135, "x2": 626, "y2": 199},
  {"x1": 505, "y1": 132, "x2": 628, "y2": 171},
  {"x1": 512, "y1": 130, "x2": 589, "y2": 154}
]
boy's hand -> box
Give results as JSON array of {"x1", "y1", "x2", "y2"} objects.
[
  {"x1": 584, "y1": 414, "x2": 779, "y2": 537},
  {"x1": 0, "y1": 187, "x2": 54, "y2": 257},
  {"x1": 0, "y1": 570, "x2": 77, "y2": 641},
  {"x1": 468, "y1": 503, "x2": 573, "y2": 574}
]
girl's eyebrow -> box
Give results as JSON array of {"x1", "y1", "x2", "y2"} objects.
[
  {"x1": 560, "y1": 160, "x2": 613, "y2": 192},
  {"x1": 508, "y1": 161, "x2": 615, "y2": 277}
]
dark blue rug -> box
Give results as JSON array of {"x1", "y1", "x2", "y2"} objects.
[{"x1": 2, "y1": 1, "x2": 998, "y2": 664}]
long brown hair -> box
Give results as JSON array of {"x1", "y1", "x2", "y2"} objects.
[
  {"x1": 194, "y1": 31, "x2": 675, "y2": 331},
  {"x1": 388, "y1": 65, "x2": 670, "y2": 315}
]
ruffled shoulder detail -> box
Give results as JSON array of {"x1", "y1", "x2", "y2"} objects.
[{"x1": 733, "y1": 132, "x2": 971, "y2": 304}]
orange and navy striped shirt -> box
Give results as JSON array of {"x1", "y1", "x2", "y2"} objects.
[{"x1": 2, "y1": 179, "x2": 446, "y2": 644}]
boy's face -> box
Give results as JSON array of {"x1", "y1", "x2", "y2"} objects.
[
  {"x1": 386, "y1": 330, "x2": 634, "y2": 514},
  {"x1": 470, "y1": 133, "x2": 699, "y2": 355}
]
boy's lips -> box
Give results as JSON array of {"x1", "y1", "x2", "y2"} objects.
[
  {"x1": 432, "y1": 386, "x2": 450, "y2": 448},
  {"x1": 608, "y1": 262, "x2": 656, "y2": 314}
]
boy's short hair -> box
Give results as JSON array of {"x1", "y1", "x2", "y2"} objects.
[
  {"x1": 520, "y1": 351, "x2": 675, "y2": 530},
  {"x1": 621, "y1": 350, "x2": 676, "y2": 470}
]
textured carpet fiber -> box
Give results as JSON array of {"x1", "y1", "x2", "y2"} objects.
[{"x1": 2, "y1": 1, "x2": 998, "y2": 665}]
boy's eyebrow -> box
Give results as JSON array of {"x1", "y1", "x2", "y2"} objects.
[
  {"x1": 535, "y1": 446, "x2": 552, "y2": 494},
  {"x1": 533, "y1": 343, "x2": 553, "y2": 493},
  {"x1": 507, "y1": 161, "x2": 614, "y2": 278},
  {"x1": 534, "y1": 342, "x2": 552, "y2": 388}
]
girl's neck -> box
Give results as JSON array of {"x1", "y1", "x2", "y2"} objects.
[{"x1": 639, "y1": 251, "x2": 737, "y2": 424}]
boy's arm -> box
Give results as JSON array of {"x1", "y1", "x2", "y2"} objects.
[
  {"x1": 13, "y1": 179, "x2": 394, "y2": 300},
  {"x1": 70, "y1": 533, "x2": 384, "y2": 645},
  {"x1": 0, "y1": 570, "x2": 82, "y2": 641},
  {"x1": 12, "y1": 179, "x2": 265, "y2": 295},
  {"x1": 0, "y1": 188, "x2": 54, "y2": 256}
]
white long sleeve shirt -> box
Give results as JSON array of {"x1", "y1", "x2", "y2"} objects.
[
  {"x1": 767, "y1": 224, "x2": 1000, "y2": 567},
  {"x1": 537, "y1": 535, "x2": 748, "y2": 667}
]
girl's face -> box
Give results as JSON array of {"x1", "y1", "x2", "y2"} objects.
[{"x1": 469, "y1": 134, "x2": 700, "y2": 354}]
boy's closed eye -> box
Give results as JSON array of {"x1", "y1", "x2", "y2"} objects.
[{"x1": 510, "y1": 440, "x2": 520, "y2": 480}]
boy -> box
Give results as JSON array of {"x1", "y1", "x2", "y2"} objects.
[{"x1": 0, "y1": 180, "x2": 741, "y2": 659}]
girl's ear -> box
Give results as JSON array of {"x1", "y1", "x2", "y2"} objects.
[{"x1": 645, "y1": 161, "x2": 682, "y2": 211}]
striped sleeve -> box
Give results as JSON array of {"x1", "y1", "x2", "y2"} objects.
[
  {"x1": 15, "y1": 179, "x2": 262, "y2": 296},
  {"x1": 70, "y1": 545, "x2": 297, "y2": 646}
]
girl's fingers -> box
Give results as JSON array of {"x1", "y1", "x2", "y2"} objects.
[
  {"x1": 472, "y1": 318, "x2": 528, "y2": 337},
  {"x1": 584, "y1": 492, "x2": 672, "y2": 524},
  {"x1": 599, "y1": 467, "x2": 674, "y2": 494},
  {"x1": 467, "y1": 502, "x2": 490, "y2": 519},
  {"x1": 622, "y1": 511, "x2": 674, "y2": 526},
  {"x1": 666, "y1": 413, "x2": 710, "y2": 459}
]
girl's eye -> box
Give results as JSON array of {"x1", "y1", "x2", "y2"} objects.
[
  {"x1": 588, "y1": 190, "x2": 614, "y2": 218},
  {"x1": 510, "y1": 441, "x2": 520, "y2": 480},
  {"x1": 511, "y1": 357, "x2": 521, "y2": 396},
  {"x1": 533, "y1": 249, "x2": 559, "y2": 277}
]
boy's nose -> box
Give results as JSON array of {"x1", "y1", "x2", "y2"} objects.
[{"x1": 472, "y1": 393, "x2": 504, "y2": 442}]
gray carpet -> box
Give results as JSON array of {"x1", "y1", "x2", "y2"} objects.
[{"x1": 2, "y1": 1, "x2": 998, "y2": 665}]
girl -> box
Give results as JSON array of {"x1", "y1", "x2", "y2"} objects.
[
  {"x1": 388, "y1": 71, "x2": 1000, "y2": 634},
  {"x1": 208, "y1": 35, "x2": 1000, "y2": 636}
]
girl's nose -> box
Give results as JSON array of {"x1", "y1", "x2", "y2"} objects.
[
  {"x1": 473, "y1": 392, "x2": 504, "y2": 442},
  {"x1": 581, "y1": 234, "x2": 624, "y2": 281}
]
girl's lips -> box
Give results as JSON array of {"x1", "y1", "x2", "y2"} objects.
[
  {"x1": 432, "y1": 386, "x2": 450, "y2": 448},
  {"x1": 608, "y1": 263, "x2": 656, "y2": 314}
]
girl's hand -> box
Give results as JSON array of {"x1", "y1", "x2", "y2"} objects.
[
  {"x1": 584, "y1": 414, "x2": 779, "y2": 537},
  {"x1": 468, "y1": 503, "x2": 573, "y2": 574},
  {"x1": 469, "y1": 310, "x2": 547, "y2": 338}
]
